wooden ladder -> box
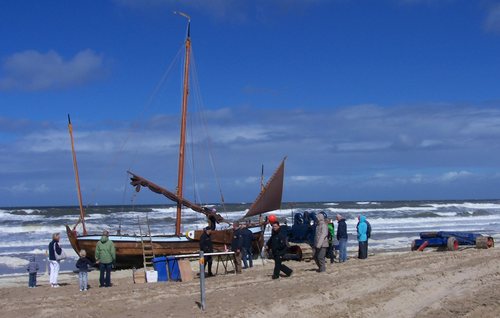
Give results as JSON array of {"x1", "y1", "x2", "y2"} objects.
[{"x1": 138, "y1": 215, "x2": 155, "y2": 270}]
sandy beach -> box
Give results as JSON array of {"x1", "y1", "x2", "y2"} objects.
[{"x1": 1, "y1": 247, "x2": 499, "y2": 318}]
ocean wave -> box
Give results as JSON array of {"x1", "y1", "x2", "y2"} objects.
[
  {"x1": 356, "y1": 202, "x2": 381, "y2": 205},
  {"x1": 0, "y1": 225, "x2": 67, "y2": 235},
  {"x1": 424, "y1": 202, "x2": 500, "y2": 210},
  {"x1": 0, "y1": 256, "x2": 29, "y2": 268},
  {"x1": 324, "y1": 206, "x2": 431, "y2": 214}
]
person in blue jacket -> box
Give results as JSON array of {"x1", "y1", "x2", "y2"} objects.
[{"x1": 357, "y1": 215, "x2": 368, "y2": 259}]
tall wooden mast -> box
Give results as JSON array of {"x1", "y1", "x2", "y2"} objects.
[
  {"x1": 175, "y1": 12, "x2": 191, "y2": 236},
  {"x1": 67, "y1": 114, "x2": 87, "y2": 235}
]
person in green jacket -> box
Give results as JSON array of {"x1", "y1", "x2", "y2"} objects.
[
  {"x1": 327, "y1": 219, "x2": 336, "y2": 264},
  {"x1": 95, "y1": 230, "x2": 116, "y2": 287}
]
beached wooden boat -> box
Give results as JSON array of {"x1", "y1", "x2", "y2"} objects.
[{"x1": 65, "y1": 14, "x2": 285, "y2": 268}]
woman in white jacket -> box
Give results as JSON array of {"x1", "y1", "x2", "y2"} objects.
[{"x1": 314, "y1": 213, "x2": 329, "y2": 272}]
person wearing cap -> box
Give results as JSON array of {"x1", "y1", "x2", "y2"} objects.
[
  {"x1": 336, "y1": 214, "x2": 348, "y2": 262},
  {"x1": 199, "y1": 227, "x2": 214, "y2": 276},
  {"x1": 203, "y1": 207, "x2": 219, "y2": 231},
  {"x1": 314, "y1": 213, "x2": 329, "y2": 272},
  {"x1": 266, "y1": 221, "x2": 293, "y2": 279},
  {"x1": 231, "y1": 222, "x2": 243, "y2": 274},
  {"x1": 95, "y1": 230, "x2": 116, "y2": 287}
]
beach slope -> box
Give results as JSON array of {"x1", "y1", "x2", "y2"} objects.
[{"x1": 0, "y1": 248, "x2": 499, "y2": 317}]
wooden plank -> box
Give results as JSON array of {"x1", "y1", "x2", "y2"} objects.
[{"x1": 178, "y1": 259, "x2": 193, "y2": 282}]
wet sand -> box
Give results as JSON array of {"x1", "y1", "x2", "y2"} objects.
[{"x1": 0, "y1": 247, "x2": 499, "y2": 318}]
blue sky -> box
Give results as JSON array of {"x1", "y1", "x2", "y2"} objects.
[{"x1": 2, "y1": 0, "x2": 500, "y2": 207}]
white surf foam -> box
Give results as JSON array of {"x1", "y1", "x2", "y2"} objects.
[{"x1": 0, "y1": 256, "x2": 29, "y2": 268}]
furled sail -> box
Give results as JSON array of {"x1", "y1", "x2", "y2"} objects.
[
  {"x1": 128, "y1": 171, "x2": 224, "y2": 223},
  {"x1": 244, "y1": 157, "x2": 286, "y2": 218}
]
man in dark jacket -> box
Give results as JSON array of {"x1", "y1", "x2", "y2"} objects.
[
  {"x1": 336, "y1": 214, "x2": 348, "y2": 262},
  {"x1": 241, "y1": 223, "x2": 254, "y2": 269},
  {"x1": 231, "y1": 221, "x2": 243, "y2": 274},
  {"x1": 266, "y1": 222, "x2": 293, "y2": 279},
  {"x1": 199, "y1": 227, "x2": 214, "y2": 276}
]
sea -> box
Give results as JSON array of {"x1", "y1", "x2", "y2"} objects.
[{"x1": 1, "y1": 200, "x2": 499, "y2": 276}]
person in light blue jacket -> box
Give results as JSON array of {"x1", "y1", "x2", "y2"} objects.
[{"x1": 357, "y1": 215, "x2": 368, "y2": 259}]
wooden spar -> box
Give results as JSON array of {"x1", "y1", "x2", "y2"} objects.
[
  {"x1": 175, "y1": 13, "x2": 191, "y2": 237},
  {"x1": 67, "y1": 114, "x2": 87, "y2": 235},
  {"x1": 128, "y1": 171, "x2": 224, "y2": 223},
  {"x1": 260, "y1": 164, "x2": 264, "y2": 191}
]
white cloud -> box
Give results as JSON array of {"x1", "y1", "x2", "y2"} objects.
[
  {"x1": 484, "y1": 4, "x2": 500, "y2": 33},
  {"x1": 4, "y1": 102, "x2": 500, "y2": 205},
  {"x1": 337, "y1": 141, "x2": 392, "y2": 152},
  {"x1": 290, "y1": 175, "x2": 327, "y2": 183},
  {"x1": 0, "y1": 49, "x2": 104, "y2": 91},
  {"x1": 34, "y1": 184, "x2": 49, "y2": 194},
  {"x1": 439, "y1": 170, "x2": 473, "y2": 182}
]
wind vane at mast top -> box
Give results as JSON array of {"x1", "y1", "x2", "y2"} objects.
[
  {"x1": 174, "y1": 11, "x2": 191, "y2": 37},
  {"x1": 174, "y1": 11, "x2": 190, "y2": 21}
]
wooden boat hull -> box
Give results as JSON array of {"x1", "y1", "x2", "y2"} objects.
[{"x1": 66, "y1": 225, "x2": 264, "y2": 268}]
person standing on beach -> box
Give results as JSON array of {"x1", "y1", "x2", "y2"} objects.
[
  {"x1": 231, "y1": 221, "x2": 243, "y2": 274},
  {"x1": 199, "y1": 227, "x2": 214, "y2": 277},
  {"x1": 357, "y1": 215, "x2": 368, "y2": 259},
  {"x1": 95, "y1": 230, "x2": 116, "y2": 287},
  {"x1": 336, "y1": 214, "x2": 348, "y2": 262},
  {"x1": 48, "y1": 232, "x2": 65, "y2": 288},
  {"x1": 241, "y1": 223, "x2": 254, "y2": 269},
  {"x1": 26, "y1": 255, "x2": 39, "y2": 288},
  {"x1": 314, "y1": 213, "x2": 329, "y2": 272},
  {"x1": 75, "y1": 249, "x2": 93, "y2": 291},
  {"x1": 266, "y1": 222, "x2": 293, "y2": 279},
  {"x1": 327, "y1": 219, "x2": 336, "y2": 264}
]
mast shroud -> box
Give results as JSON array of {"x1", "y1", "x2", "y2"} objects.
[{"x1": 67, "y1": 115, "x2": 87, "y2": 235}]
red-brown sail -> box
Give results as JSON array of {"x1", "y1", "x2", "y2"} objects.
[{"x1": 244, "y1": 157, "x2": 286, "y2": 218}]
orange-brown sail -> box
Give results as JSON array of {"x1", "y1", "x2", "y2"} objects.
[
  {"x1": 128, "y1": 171, "x2": 224, "y2": 223},
  {"x1": 244, "y1": 157, "x2": 286, "y2": 218}
]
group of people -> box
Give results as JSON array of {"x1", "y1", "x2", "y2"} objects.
[
  {"x1": 28, "y1": 212, "x2": 370, "y2": 287},
  {"x1": 266, "y1": 212, "x2": 371, "y2": 279},
  {"x1": 28, "y1": 231, "x2": 116, "y2": 290},
  {"x1": 314, "y1": 213, "x2": 371, "y2": 271},
  {"x1": 199, "y1": 221, "x2": 255, "y2": 277}
]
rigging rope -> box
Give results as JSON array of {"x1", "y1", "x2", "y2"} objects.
[
  {"x1": 190, "y1": 47, "x2": 228, "y2": 214},
  {"x1": 84, "y1": 44, "x2": 184, "y2": 209}
]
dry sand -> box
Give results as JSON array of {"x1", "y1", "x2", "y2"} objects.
[{"x1": 1, "y1": 247, "x2": 499, "y2": 318}]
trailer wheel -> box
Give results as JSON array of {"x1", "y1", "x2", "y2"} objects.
[
  {"x1": 447, "y1": 237, "x2": 458, "y2": 251},
  {"x1": 487, "y1": 236, "x2": 495, "y2": 248},
  {"x1": 476, "y1": 236, "x2": 495, "y2": 249},
  {"x1": 411, "y1": 240, "x2": 417, "y2": 251}
]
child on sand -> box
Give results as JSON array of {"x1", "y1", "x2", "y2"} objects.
[
  {"x1": 75, "y1": 249, "x2": 93, "y2": 291},
  {"x1": 26, "y1": 256, "x2": 39, "y2": 288}
]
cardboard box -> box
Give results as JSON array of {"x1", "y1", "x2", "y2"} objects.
[{"x1": 133, "y1": 269, "x2": 146, "y2": 284}]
